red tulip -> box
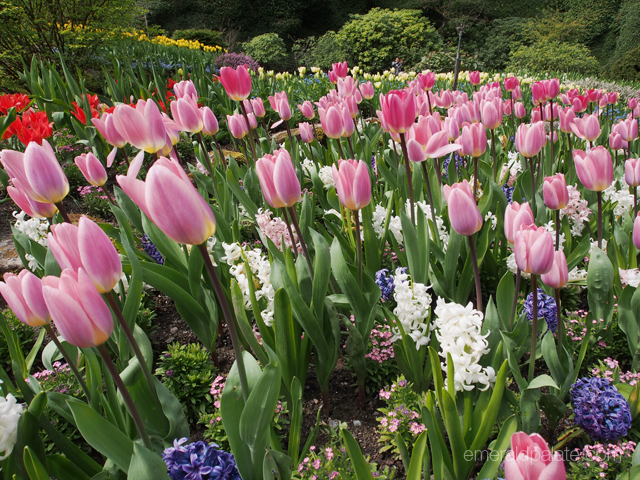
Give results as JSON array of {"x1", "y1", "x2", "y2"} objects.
[
  {"x1": 542, "y1": 174, "x2": 569, "y2": 210},
  {"x1": 541, "y1": 251, "x2": 568, "y2": 289},
  {"x1": 332, "y1": 159, "x2": 371, "y2": 211},
  {"x1": 0, "y1": 270, "x2": 50, "y2": 327},
  {"x1": 219, "y1": 65, "x2": 252, "y2": 101},
  {"x1": 504, "y1": 432, "x2": 566, "y2": 480},
  {"x1": 573, "y1": 147, "x2": 613, "y2": 192},
  {"x1": 514, "y1": 225, "x2": 554, "y2": 275},
  {"x1": 443, "y1": 180, "x2": 483, "y2": 236}
]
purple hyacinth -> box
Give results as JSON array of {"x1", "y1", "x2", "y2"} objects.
[
  {"x1": 570, "y1": 377, "x2": 632, "y2": 441},
  {"x1": 442, "y1": 152, "x2": 464, "y2": 178},
  {"x1": 375, "y1": 269, "x2": 395, "y2": 302},
  {"x1": 142, "y1": 234, "x2": 164, "y2": 264},
  {"x1": 523, "y1": 288, "x2": 557, "y2": 333},
  {"x1": 502, "y1": 184, "x2": 514, "y2": 204},
  {"x1": 163, "y1": 438, "x2": 240, "y2": 480}
]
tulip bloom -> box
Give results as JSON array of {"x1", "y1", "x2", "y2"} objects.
[
  {"x1": 75, "y1": 153, "x2": 107, "y2": 187},
  {"x1": 504, "y1": 432, "x2": 566, "y2": 480},
  {"x1": 504, "y1": 201, "x2": 534, "y2": 244},
  {"x1": 515, "y1": 122, "x2": 546, "y2": 158},
  {"x1": 256, "y1": 149, "x2": 301, "y2": 209},
  {"x1": 170, "y1": 96, "x2": 203, "y2": 133},
  {"x1": 626, "y1": 158, "x2": 640, "y2": 187},
  {"x1": 7, "y1": 184, "x2": 57, "y2": 218},
  {"x1": 379, "y1": 90, "x2": 416, "y2": 134},
  {"x1": 406, "y1": 127, "x2": 460, "y2": 162},
  {"x1": 558, "y1": 107, "x2": 575, "y2": 134},
  {"x1": 443, "y1": 180, "x2": 483, "y2": 236},
  {"x1": 481, "y1": 97, "x2": 502, "y2": 130},
  {"x1": 0, "y1": 271, "x2": 50, "y2": 327},
  {"x1": 613, "y1": 117, "x2": 639, "y2": 143},
  {"x1": 504, "y1": 76, "x2": 519, "y2": 92},
  {"x1": 201, "y1": 107, "x2": 219, "y2": 136},
  {"x1": 570, "y1": 113, "x2": 601, "y2": 143},
  {"x1": 541, "y1": 250, "x2": 568, "y2": 289},
  {"x1": 219, "y1": 65, "x2": 252, "y2": 101},
  {"x1": 469, "y1": 71, "x2": 480, "y2": 86},
  {"x1": 173, "y1": 80, "x2": 198, "y2": 100},
  {"x1": 251, "y1": 97, "x2": 266, "y2": 118},
  {"x1": 359, "y1": 82, "x2": 374, "y2": 100},
  {"x1": 226, "y1": 114, "x2": 249, "y2": 139},
  {"x1": 298, "y1": 101, "x2": 315, "y2": 119},
  {"x1": 268, "y1": 91, "x2": 292, "y2": 121},
  {"x1": 92, "y1": 112, "x2": 126, "y2": 148},
  {"x1": 514, "y1": 225, "x2": 554, "y2": 275},
  {"x1": 331, "y1": 62, "x2": 348, "y2": 80},
  {"x1": 118, "y1": 156, "x2": 216, "y2": 245},
  {"x1": 1, "y1": 141, "x2": 69, "y2": 205},
  {"x1": 298, "y1": 122, "x2": 314, "y2": 143},
  {"x1": 319, "y1": 104, "x2": 349, "y2": 139},
  {"x1": 531, "y1": 82, "x2": 546, "y2": 105},
  {"x1": 573, "y1": 147, "x2": 613, "y2": 192},
  {"x1": 332, "y1": 160, "x2": 371, "y2": 211},
  {"x1": 634, "y1": 214, "x2": 640, "y2": 250},
  {"x1": 112, "y1": 100, "x2": 167, "y2": 153},
  {"x1": 466, "y1": 123, "x2": 487, "y2": 158},
  {"x1": 542, "y1": 174, "x2": 568, "y2": 210},
  {"x1": 514, "y1": 102, "x2": 526, "y2": 119},
  {"x1": 42, "y1": 269, "x2": 114, "y2": 348},
  {"x1": 610, "y1": 132, "x2": 627, "y2": 153}
]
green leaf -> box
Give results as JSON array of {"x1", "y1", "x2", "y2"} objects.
[
  {"x1": 46, "y1": 454, "x2": 91, "y2": 480},
  {"x1": 496, "y1": 272, "x2": 515, "y2": 330},
  {"x1": 587, "y1": 247, "x2": 614, "y2": 324},
  {"x1": 469, "y1": 360, "x2": 509, "y2": 453},
  {"x1": 231, "y1": 280, "x2": 269, "y2": 366},
  {"x1": 475, "y1": 415, "x2": 517, "y2": 480},
  {"x1": 341, "y1": 429, "x2": 374, "y2": 480},
  {"x1": 527, "y1": 374, "x2": 560, "y2": 390},
  {"x1": 23, "y1": 447, "x2": 49, "y2": 480},
  {"x1": 128, "y1": 443, "x2": 171, "y2": 480},
  {"x1": 240, "y1": 364, "x2": 281, "y2": 451},
  {"x1": 141, "y1": 214, "x2": 187, "y2": 274},
  {"x1": 406, "y1": 431, "x2": 427, "y2": 480}
]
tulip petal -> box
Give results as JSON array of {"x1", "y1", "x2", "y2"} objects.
[
  {"x1": 43, "y1": 285, "x2": 102, "y2": 348},
  {"x1": 78, "y1": 217, "x2": 122, "y2": 293}
]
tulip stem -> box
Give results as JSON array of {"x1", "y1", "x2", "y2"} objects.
[
  {"x1": 427, "y1": 93, "x2": 433, "y2": 115},
  {"x1": 473, "y1": 157, "x2": 479, "y2": 201},
  {"x1": 288, "y1": 207, "x2": 314, "y2": 282},
  {"x1": 281, "y1": 208, "x2": 298, "y2": 260},
  {"x1": 634, "y1": 186, "x2": 637, "y2": 218},
  {"x1": 368, "y1": 100, "x2": 374, "y2": 119},
  {"x1": 555, "y1": 209, "x2": 560, "y2": 251},
  {"x1": 434, "y1": 158, "x2": 442, "y2": 190},
  {"x1": 239, "y1": 103, "x2": 257, "y2": 167},
  {"x1": 55, "y1": 202, "x2": 72, "y2": 224},
  {"x1": 491, "y1": 129, "x2": 497, "y2": 182},
  {"x1": 104, "y1": 292, "x2": 162, "y2": 410},
  {"x1": 555, "y1": 288, "x2": 564, "y2": 362},
  {"x1": 550, "y1": 99, "x2": 555, "y2": 169},
  {"x1": 391, "y1": 140, "x2": 399, "y2": 169},
  {"x1": 399, "y1": 133, "x2": 415, "y2": 224},
  {"x1": 121, "y1": 148, "x2": 130, "y2": 167},
  {"x1": 346, "y1": 136, "x2": 356, "y2": 158},
  {"x1": 197, "y1": 243, "x2": 249, "y2": 403},
  {"x1": 468, "y1": 234, "x2": 483, "y2": 313},
  {"x1": 509, "y1": 269, "x2": 521, "y2": 330},
  {"x1": 97, "y1": 344, "x2": 153, "y2": 450},
  {"x1": 213, "y1": 135, "x2": 226, "y2": 167},
  {"x1": 597, "y1": 191, "x2": 603, "y2": 249},
  {"x1": 44, "y1": 324, "x2": 91, "y2": 400},
  {"x1": 528, "y1": 275, "x2": 538, "y2": 383},
  {"x1": 336, "y1": 139, "x2": 345, "y2": 161},
  {"x1": 354, "y1": 212, "x2": 362, "y2": 285},
  {"x1": 285, "y1": 121, "x2": 295, "y2": 151},
  {"x1": 421, "y1": 161, "x2": 440, "y2": 247},
  {"x1": 528, "y1": 157, "x2": 537, "y2": 216},
  {"x1": 197, "y1": 132, "x2": 215, "y2": 178},
  {"x1": 101, "y1": 185, "x2": 116, "y2": 205}
]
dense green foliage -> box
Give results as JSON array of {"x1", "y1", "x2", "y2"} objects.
[
  {"x1": 507, "y1": 40, "x2": 600, "y2": 75},
  {"x1": 242, "y1": 33, "x2": 288, "y2": 70}
]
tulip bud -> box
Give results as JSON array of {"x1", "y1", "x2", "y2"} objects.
[
  {"x1": 515, "y1": 122, "x2": 546, "y2": 158},
  {"x1": 298, "y1": 101, "x2": 315, "y2": 119},
  {"x1": 256, "y1": 149, "x2": 301, "y2": 209},
  {"x1": 19, "y1": 140, "x2": 69, "y2": 204},
  {"x1": 359, "y1": 81, "x2": 374, "y2": 100},
  {"x1": 504, "y1": 432, "x2": 566, "y2": 480},
  {"x1": 380, "y1": 90, "x2": 416, "y2": 134},
  {"x1": 573, "y1": 147, "x2": 613, "y2": 192},
  {"x1": 75, "y1": 153, "x2": 107, "y2": 187},
  {"x1": 0, "y1": 270, "x2": 50, "y2": 327},
  {"x1": 201, "y1": 107, "x2": 219, "y2": 136},
  {"x1": 251, "y1": 98, "x2": 266, "y2": 118},
  {"x1": 514, "y1": 102, "x2": 526, "y2": 119},
  {"x1": 299, "y1": 122, "x2": 314, "y2": 143},
  {"x1": 504, "y1": 201, "x2": 534, "y2": 244},
  {"x1": 469, "y1": 71, "x2": 480, "y2": 86},
  {"x1": 626, "y1": 158, "x2": 640, "y2": 188},
  {"x1": 226, "y1": 114, "x2": 248, "y2": 139},
  {"x1": 543, "y1": 174, "x2": 569, "y2": 210},
  {"x1": 332, "y1": 159, "x2": 371, "y2": 211},
  {"x1": 443, "y1": 180, "x2": 483, "y2": 236},
  {"x1": 514, "y1": 225, "x2": 554, "y2": 275},
  {"x1": 541, "y1": 250, "x2": 568, "y2": 289}
]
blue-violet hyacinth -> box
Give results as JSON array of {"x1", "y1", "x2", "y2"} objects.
[
  {"x1": 570, "y1": 377, "x2": 632, "y2": 441},
  {"x1": 375, "y1": 269, "x2": 395, "y2": 302},
  {"x1": 523, "y1": 288, "x2": 557, "y2": 333},
  {"x1": 142, "y1": 234, "x2": 164, "y2": 264},
  {"x1": 163, "y1": 438, "x2": 241, "y2": 480},
  {"x1": 502, "y1": 184, "x2": 514, "y2": 204}
]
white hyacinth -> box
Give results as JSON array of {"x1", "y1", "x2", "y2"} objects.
[
  {"x1": 0, "y1": 393, "x2": 23, "y2": 460},
  {"x1": 602, "y1": 178, "x2": 634, "y2": 219},
  {"x1": 391, "y1": 268, "x2": 432, "y2": 348},
  {"x1": 432, "y1": 298, "x2": 496, "y2": 392},
  {"x1": 12, "y1": 211, "x2": 49, "y2": 271}
]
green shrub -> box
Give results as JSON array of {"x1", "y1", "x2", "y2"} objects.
[
  {"x1": 614, "y1": 0, "x2": 640, "y2": 60},
  {"x1": 506, "y1": 40, "x2": 599, "y2": 75},
  {"x1": 242, "y1": 33, "x2": 288, "y2": 70},
  {"x1": 172, "y1": 29, "x2": 226, "y2": 49},
  {"x1": 155, "y1": 342, "x2": 217, "y2": 422},
  {"x1": 412, "y1": 43, "x2": 484, "y2": 74},
  {"x1": 335, "y1": 8, "x2": 439, "y2": 72},
  {"x1": 604, "y1": 45, "x2": 640, "y2": 82},
  {"x1": 292, "y1": 32, "x2": 346, "y2": 69}
]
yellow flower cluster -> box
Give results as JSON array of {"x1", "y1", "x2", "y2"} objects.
[{"x1": 149, "y1": 35, "x2": 225, "y2": 52}]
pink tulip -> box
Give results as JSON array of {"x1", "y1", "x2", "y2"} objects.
[
  {"x1": 572, "y1": 95, "x2": 588, "y2": 113},
  {"x1": 416, "y1": 72, "x2": 436, "y2": 91},
  {"x1": 92, "y1": 112, "x2": 126, "y2": 148},
  {"x1": 268, "y1": 91, "x2": 292, "y2": 121},
  {"x1": 379, "y1": 90, "x2": 416, "y2": 134},
  {"x1": 610, "y1": 132, "x2": 627, "y2": 151},
  {"x1": 118, "y1": 156, "x2": 216, "y2": 245},
  {"x1": 558, "y1": 107, "x2": 575, "y2": 134},
  {"x1": 511, "y1": 86, "x2": 523, "y2": 101},
  {"x1": 299, "y1": 122, "x2": 314, "y2": 143},
  {"x1": 219, "y1": 65, "x2": 252, "y2": 101},
  {"x1": 514, "y1": 225, "x2": 554, "y2": 275},
  {"x1": 438, "y1": 90, "x2": 454, "y2": 109},
  {"x1": 173, "y1": 80, "x2": 198, "y2": 100},
  {"x1": 466, "y1": 123, "x2": 487, "y2": 157},
  {"x1": 469, "y1": 71, "x2": 481, "y2": 86},
  {"x1": 328, "y1": 70, "x2": 338, "y2": 85},
  {"x1": 543, "y1": 174, "x2": 569, "y2": 210},
  {"x1": 170, "y1": 96, "x2": 203, "y2": 133},
  {"x1": 341, "y1": 105, "x2": 355, "y2": 137},
  {"x1": 607, "y1": 92, "x2": 619, "y2": 105},
  {"x1": 630, "y1": 98, "x2": 639, "y2": 111},
  {"x1": 201, "y1": 107, "x2": 219, "y2": 136},
  {"x1": 571, "y1": 113, "x2": 601, "y2": 142},
  {"x1": 337, "y1": 77, "x2": 357, "y2": 98},
  {"x1": 298, "y1": 101, "x2": 315, "y2": 119},
  {"x1": 256, "y1": 149, "x2": 301, "y2": 209},
  {"x1": 544, "y1": 102, "x2": 559, "y2": 121},
  {"x1": 0, "y1": 270, "x2": 51, "y2": 327},
  {"x1": 503, "y1": 100, "x2": 512, "y2": 116},
  {"x1": 481, "y1": 97, "x2": 502, "y2": 130},
  {"x1": 246, "y1": 113, "x2": 258, "y2": 129},
  {"x1": 343, "y1": 95, "x2": 359, "y2": 119},
  {"x1": 531, "y1": 109, "x2": 542, "y2": 123},
  {"x1": 541, "y1": 250, "x2": 568, "y2": 289},
  {"x1": 626, "y1": 158, "x2": 640, "y2": 188},
  {"x1": 332, "y1": 159, "x2": 371, "y2": 211},
  {"x1": 504, "y1": 76, "x2": 519, "y2": 92},
  {"x1": 546, "y1": 79, "x2": 560, "y2": 100},
  {"x1": 226, "y1": 114, "x2": 249, "y2": 139},
  {"x1": 443, "y1": 180, "x2": 483, "y2": 236},
  {"x1": 319, "y1": 104, "x2": 347, "y2": 139},
  {"x1": 242, "y1": 99, "x2": 253, "y2": 114},
  {"x1": 444, "y1": 117, "x2": 460, "y2": 141},
  {"x1": 514, "y1": 102, "x2": 526, "y2": 119},
  {"x1": 75, "y1": 153, "x2": 107, "y2": 187},
  {"x1": 112, "y1": 100, "x2": 167, "y2": 153},
  {"x1": 613, "y1": 118, "x2": 639, "y2": 142},
  {"x1": 515, "y1": 122, "x2": 546, "y2": 158},
  {"x1": 251, "y1": 98, "x2": 266, "y2": 118},
  {"x1": 42, "y1": 269, "x2": 114, "y2": 348},
  {"x1": 7, "y1": 185, "x2": 57, "y2": 219},
  {"x1": 531, "y1": 82, "x2": 546, "y2": 105},
  {"x1": 331, "y1": 62, "x2": 348, "y2": 80},
  {"x1": 504, "y1": 201, "x2": 534, "y2": 244},
  {"x1": 406, "y1": 116, "x2": 460, "y2": 161},
  {"x1": 634, "y1": 214, "x2": 640, "y2": 250},
  {"x1": 359, "y1": 81, "x2": 374, "y2": 100},
  {"x1": 1, "y1": 141, "x2": 69, "y2": 205},
  {"x1": 504, "y1": 432, "x2": 566, "y2": 480},
  {"x1": 573, "y1": 147, "x2": 613, "y2": 192}
]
